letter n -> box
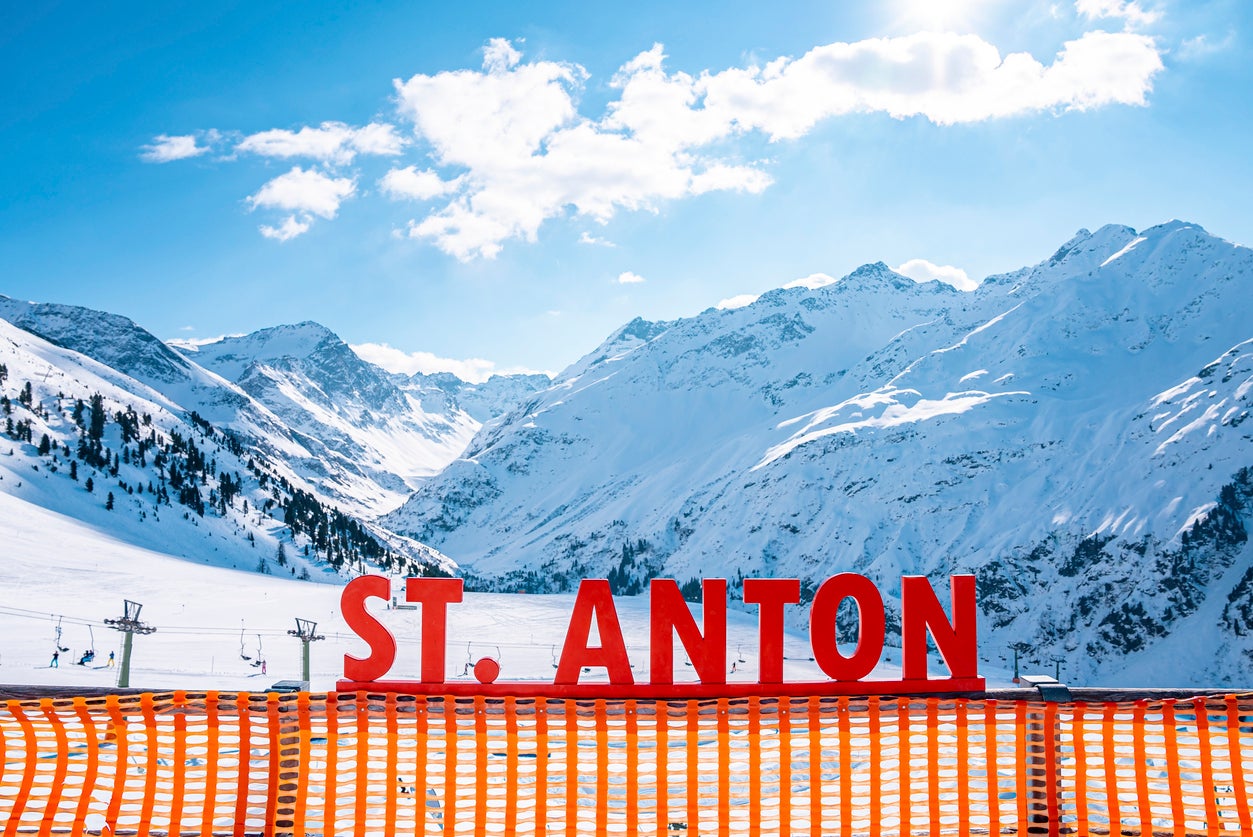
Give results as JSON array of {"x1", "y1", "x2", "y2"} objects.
[
  {"x1": 901, "y1": 575, "x2": 978, "y2": 680},
  {"x1": 650, "y1": 579, "x2": 726, "y2": 685}
]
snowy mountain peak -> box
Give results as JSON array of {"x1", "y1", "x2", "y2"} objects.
[
  {"x1": 180, "y1": 321, "x2": 345, "y2": 381},
  {"x1": 382, "y1": 219, "x2": 1253, "y2": 686},
  {"x1": 558, "y1": 316, "x2": 672, "y2": 382}
]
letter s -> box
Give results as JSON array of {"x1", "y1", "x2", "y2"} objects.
[{"x1": 342, "y1": 575, "x2": 396, "y2": 682}]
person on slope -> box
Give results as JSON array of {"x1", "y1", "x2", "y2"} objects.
[{"x1": 51, "y1": 650, "x2": 59, "y2": 668}]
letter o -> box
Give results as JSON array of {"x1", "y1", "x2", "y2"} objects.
[{"x1": 809, "y1": 573, "x2": 885, "y2": 681}]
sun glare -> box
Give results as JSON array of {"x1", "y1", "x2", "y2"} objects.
[{"x1": 895, "y1": 0, "x2": 987, "y2": 30}]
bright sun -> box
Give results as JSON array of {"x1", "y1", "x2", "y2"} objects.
[{"x1": 895, "y1": 0, "x2": 987, "y2": 30}]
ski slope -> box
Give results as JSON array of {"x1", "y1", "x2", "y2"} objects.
[{"x1": 0, "y1": 490, "x2": 1004, "y2": 692}]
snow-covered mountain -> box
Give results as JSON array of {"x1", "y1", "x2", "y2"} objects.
[
  {"x1": 0, "y1": 296, "x2": 546, "y2": 517},
  {"x1": 175, "y1": 323, "x2": 482, "y2": 514},
  {"x1": 0, "y1": 312, "x2": 450, "y2": 584},
  {"x1": 382, "y1": 220, "x2": 1253, "y2": 685},
  {"x1": 406, "y1": 371, "x2": 554, "y2": 424},
  {"x1": 0, "y1": 300, "x2": 544, "y2": 586}
]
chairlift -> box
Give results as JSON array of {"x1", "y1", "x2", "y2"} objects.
[
  {"x1": 461, "y1": 642, "x2": 473, "y2": 676},
  {"x1": 736, "y1": 643, "x2": 746, "y2": 664},
  {"x1": 551, "y1": 644, "x2": 559, "y2": 669},
  {"x1": 76, "y1": 626, "x2": 97, "y2": 666},
  {"x1": 239, "y1": 626, "x2": 252, "y2": 662},
  {"x1": 54, "y1": 617, "x2": 69, "y2": 653},
  {"x1": 250, "y1": 634, "x2": 265, "y2": 668}
]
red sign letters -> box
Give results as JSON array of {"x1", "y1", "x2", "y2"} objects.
[{"x1": 337, "y1": 574, "x2": 985, "y2": 697}]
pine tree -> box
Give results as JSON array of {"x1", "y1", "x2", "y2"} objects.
[
  {"x1": 276, "y1": 542, "x2": 288, "y2": 567},
  {"x1": 88, "y1": 394, "x2": 106, "y2": 442},
  {"x1": 84, "y1": 476, "x2": 94, "y2": 493},
  {"x1": 38, "y1": 434, "x2": 51, "y2": 456},
  {"x1": 105, "y1": 492, "x2": 114, "y2": 511},
  {"x1": 70, "y1": 461, "x2": 78, "y2": 481}
]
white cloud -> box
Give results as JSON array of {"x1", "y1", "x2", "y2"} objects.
[
  {"x1": 388, "y1": 34, "x2": 1162, "y2": 259},
  {"x1": 716, "y1": 293, "x2": 760, "y2": 310},
  {"x1": 1075, "y1": 0, "x2": 1161, "y2": 28},
  {"x1": 140, "y1": 134, "x2": 212, "y2": 163},
  {"x1": 700, "y1": 30, "x2": 1163, "y2": 134},
  {"x1": 783, "y1": 272, "x2": 839, "y2": 290},
  {"x1": 379, "y1": 166, "x2": 462, "y2": 201},
  {"x1": 349, "y1": 122, "x2": 408, "y2": 156},
  {"x1": 1177, "y1": 31, "x2": 1236, "y2": 61},
  {"x1": 350, "y1": 342, "x2": 543, "y2": 384},
  {"x1": 237, "y1": 121, "x2": 405, "y2": 165},
  {"x1": 483, "y1": 37, "x2": 523, "y2": 73},
  {"x1": 160, "y1": 30, "x2": 1165, "y2": 253},
  {"x1": 259, "y1": 214, "x2": 313, "y2": 242},
  {"x1": 894, "y1": 258, "x2": 979, "y2": 291},
  {"x1": 166, "y1": 333, "x2": 246, "y2": 350},
  {"x1": 616, "y1": 271, "x2": 646, "y2": 284},
  {"x1": 578, "y1": 231, "x2": 615, "y2": 247},
  {"x1": 247, "y1": 167, "x2": 356, "y2": 219}
]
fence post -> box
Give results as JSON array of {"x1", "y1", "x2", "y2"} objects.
[{"x1": 1021, "y1": 675, "x2": 1071, "y2": 836}]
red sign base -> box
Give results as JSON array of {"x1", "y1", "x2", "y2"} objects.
[{"x1": 334, "y1": 676, "x2": 988, "y2": 699}]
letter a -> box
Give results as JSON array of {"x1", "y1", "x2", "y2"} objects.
[{"x1": 555, "y1": 580, "x2": 634, "y2": 685}]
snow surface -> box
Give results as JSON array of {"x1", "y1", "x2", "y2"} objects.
[{"x1": 1, "y1": 491, "x2": 1009, "y2": 691}]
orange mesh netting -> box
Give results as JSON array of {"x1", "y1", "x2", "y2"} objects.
[{"x1": 2, "y1": 691, "x2": 1251, "y2": 836}]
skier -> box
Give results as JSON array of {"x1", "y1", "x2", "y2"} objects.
[
  {"x1": 78, "y1": 649, "x2": 94, "y2": 666},
  {"x1": 107, "y1": 651, "x2": 115, "y2": 668},
  {"x1": 51, "y1": 650, "x2": 59, "y2": 668}
]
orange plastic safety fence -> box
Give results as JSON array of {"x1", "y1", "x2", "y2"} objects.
[{"x1": 2, "y1": 692, "x2": 1252, "y2": 836}]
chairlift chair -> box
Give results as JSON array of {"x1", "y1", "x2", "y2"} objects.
[{"x1": 54, "y1": 617, "x2": 69, "y2": 653}]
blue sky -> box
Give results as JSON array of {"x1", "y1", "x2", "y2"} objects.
[{"x1": 1, "y1": 0, "x2": 1248, "y2": 380}]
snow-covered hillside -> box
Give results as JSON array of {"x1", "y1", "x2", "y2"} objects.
[
  {"x1": 0, "y1": 297, "x2": 546, "y2": 517},
  {"x1": 0, "y1": 490, "x2": 910, "y2": 691},
  {"x1": 382, "y1": 221, "x2": 1253, "y2": 686},
  {"x1": 0, "y1": 310, "x2": 458, "y2": 586}
]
